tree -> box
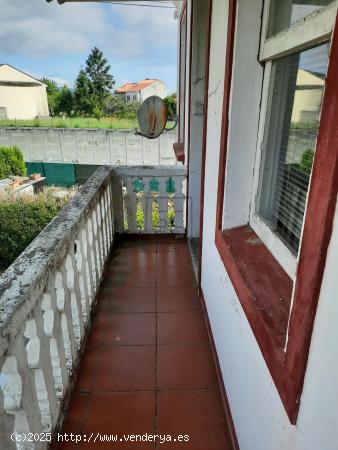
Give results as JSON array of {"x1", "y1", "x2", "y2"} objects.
[
  {"x1": 73, "y1": 69, "x2": 94, "y2": 116},
  {"x1": 124, "y1": 101, "x2": 141, "y2": 119},
  {"x1": 41, "y1": 77, "x2": 59, "y2": 116},
  {"x1": 107, "y1": 95, "x2": 126, "y2": 117},
  {"x1": 164, "y1": 93, "x2": 177, "y2": 121},
  {"x1": 56, "y1": 85, "x2": 73, "y2": 116},
  {"x1": 85, "y1": 47, "x2": 114, "y2": 114}
]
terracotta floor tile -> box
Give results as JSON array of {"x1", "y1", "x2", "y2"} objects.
[
  {"x1": 85, "y1": 321, "x2": 106, "y2": 349},
  {"x1": 51, "y1": 439, "x2": 80, "y2": 450},
  {"x1": 156, "y1": 250, "x2": 189, "y2": 268},
  {"x1": 117, "y1": 240, "x2": 157, "y2": 253},
  {"x1": 157, "y1": 265, "x2": 196, "y2": 288},
  {"x1": 56, "y1": 239, "x2": 233, "y2": 450},
  {"x1": 157, "y1": 286, "x2": 201, "y2": 312},
  {"x1": 157, "y1": 390, "x2": 232, "y2": 450},
  {"x1": 75, "y1": 348, "x2": 99, "y2": 393},
  {"x1": 94, "y1": 313, "x2": 156, "y2": 346},
  {"x1": 108, "y1": 252, "x2": 157, "y2": 269},
  {"x1": 157, "y1": 344, "x2": 217, "y2": 390},
  {"x1": 82, "y1": 392, "x2": 156, "y2": 450},
  {"x1": 157, "y1": 241, "x2": 188, "y2": 253},
  {"x1": 102, "y1": 268, "x2": 156, "y2": 288},
  {"x1": 157, "y1": 311, "x2": 209, "y2": 345},
  {"x1": 96, "y1": 287, "x2": 156, "y2": 314},
  {"x1": 59, "y1": 393, "x2": 90, "y2": 436},
  {"x1": 94, "y1": 346, "x2": 156, "y2": 392}
]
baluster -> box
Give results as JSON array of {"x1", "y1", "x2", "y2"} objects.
[
  {"x1": 81, "y1": 227, "x2": 94, "y2": 309},
  {"x1": 55, "y1": 271, "x2": 75, "y2": 370},
  {"x1": 108, "y1": 182, "x2": 115, "y2": 239},
  {"x1": 24, "y1": 319, "x2": 53, "y2": 433},
  {"x1": 0, "y1": 356, "x2": 33, "y2": 449},
  {"x1": 100, "y1": 196, "x2": 108, "y2": 261},
  {"x1": 105, "y1": 189, "x2": 113, "y2": 251},
  {"x1": 148, "y1": 177, "x2": 161, "y2": 233},
  {"x1": 124, "y1": 176, "x2": 137, "y2": 232},
  {"x1": 133, "y1": 177, "x2": 145, "y2": 233},
  {"x1": 34, "y1": 295, "x2": 60, "y2": 428},
  {"x1": 74, "y1": 237, "x2": 89, "y2": 322},
  {"x1": 104, "y1": 188, "x2": 112, "y2": 247},
  {"x1": 87, "y1": 216, "x2": 98, "y2": 291},
  {"x1": 48, "y1": 276, "x2": 69, "y2": 394},
  {"x1": 111, "y1": 173, "x2": 124, "y2": 233},
  {"x1": 172, "y1": 175, "x2": 186, "y2": 233},
  {"x1": 98, "y1": 201, "x2": 106, "y2": 265},
  {"x1": 158, "y1": 176, "x2": 169, "y2": 233},
  {"x1": 92, "y1": 209, "x2": 103, "y2": 277},
  {"x1": 65, "y1": 254, "x2": 83, "y2": 349}
]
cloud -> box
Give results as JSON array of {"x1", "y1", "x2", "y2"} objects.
[
  {"x1": 0, "y1": 0, "x2": 110, "y2": 56},
  {"x1": 0, "y1": 0, "x2": 177, "y2": 60},
  {"x1": 0, "y1": 0, "x2": 178, "y2": 91},
  {"x1": 23, "y1": 69, "x2": 70, "y2": 87}
]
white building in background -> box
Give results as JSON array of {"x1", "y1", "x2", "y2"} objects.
[
  {"x1": 115, "y1": 79, "x2": 167, "y2": 103},
  {"x1": 0, "y1": 64, "x2": 49, "y2": 120}
]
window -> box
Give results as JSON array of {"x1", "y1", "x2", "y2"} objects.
[
  {"x1": 179, "y1": 5, "x2": 187, "y2": 145},
  {"x1": 268, "y1": 0, "x2": 334, "y2": 37},
  {"x1": 251, "y1": 1, "x2": 337, "y2": 277},
  {"x1": 174, "y1": 2, "x2": 187, "y2": 163},
  {"x1": 257, "y1": 44, "x2": 329, "y2": 254},
  {"x1": 215, "y1": 0, "x2": 338, "y2": 423}
]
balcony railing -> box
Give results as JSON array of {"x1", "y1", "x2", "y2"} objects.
[{"x1": 0, "y1": 165, "x2": 187, "y2": 449}]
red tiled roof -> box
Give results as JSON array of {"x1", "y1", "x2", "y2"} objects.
[{"x1": 115, "y1": 79, "x2": 156, "y2": 93}]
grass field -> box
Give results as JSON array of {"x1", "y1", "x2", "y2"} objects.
[{"x1": 0, "y1": 116, "x2": 139, "y2": 130}]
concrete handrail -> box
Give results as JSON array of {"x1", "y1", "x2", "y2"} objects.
[{"x1": 0, "y1": 166, "x2": 114, "y2": 449}]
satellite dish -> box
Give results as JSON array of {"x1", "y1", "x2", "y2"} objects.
[{"x1": 137, "y1": 96, "x2": 168, "y2": 139}]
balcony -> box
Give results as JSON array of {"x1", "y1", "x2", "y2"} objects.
[{"x1": 0, "y1": 166, "x2": 233, "y2": 449}]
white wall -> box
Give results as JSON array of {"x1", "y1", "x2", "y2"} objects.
[
  {"x1": 187, "y1": 0, "x2": 209, "y2": 238},
  {"x1": 0, "y1": 85, "x2": 49, "y2": 120},
  {"x1": 140, "y1": 81, "x2": 168, "y2": 101},
  {"x1": 0, "y1": 65, "x2": 49, "y2": 119},
  {"x1": 200, "y1": 1, "x2": 338, "y2": 449}
]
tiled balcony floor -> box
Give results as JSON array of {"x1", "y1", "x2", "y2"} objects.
[{"x1": 53, "y1": 238, "x2": 233, "y2": 450}]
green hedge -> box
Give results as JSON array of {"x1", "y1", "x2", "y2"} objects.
[
  {"x1": 0, "y1": 146, "x2": 26, "y2": 179},
  {"x1": 0, "y1": 190, "x2": 71, "y2": 266}
]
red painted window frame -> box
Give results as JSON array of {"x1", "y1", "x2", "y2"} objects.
[
  {"x1": 174, "y1": 1, "x2": 187, "y2": 164},
  {"x1": 215, "y1": 0, "x2": 338, "y2": 423}
]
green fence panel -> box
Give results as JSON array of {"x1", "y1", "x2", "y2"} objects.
[
  {"x1": 25, "y1": 162, "x2": 100, "y2": 187},
  {"x1": 43, "y1": 163, "x2": 76, "y2": 187},
  {"x1": 26, "y1": 162, "x2": 46, "y2": 177},
  {"x1": 75, "y1": 164, "x2": 100, "y2": 185}
]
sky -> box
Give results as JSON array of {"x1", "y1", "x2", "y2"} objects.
[{"x1": 0, "y1": 0, "x2": 178, "y2": 93}]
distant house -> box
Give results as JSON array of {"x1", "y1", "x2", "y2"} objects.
[
  {"x1": 0, "y1": 64, "x2": 49, "y2": 120},
  {"x1": 292, "y1": 69, "x2": 325, "y2": 123},
  {"x1": 115, "y1": 79, "x2": 167, "y2": 103}
]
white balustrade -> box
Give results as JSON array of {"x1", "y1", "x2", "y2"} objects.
[
  {"x1": 0, "y1": 167, "x2": 114, "y2": 449},
  {"x1": 0, "y1": 164, "x2": 186, "y2": 449},
  {"x1": 112, "y1": 166, "x2": 187, "y2": 235}
]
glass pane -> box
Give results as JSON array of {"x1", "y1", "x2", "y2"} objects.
[
  {"x1": 258, "y1": 44, "x2": 329, "y2": 253},
  {"x1": 268, "y1": 0, "x2": 334, "y2": 37},
  {"x1": 179, "y1": 10, "x2": 187, "y2": 144}
]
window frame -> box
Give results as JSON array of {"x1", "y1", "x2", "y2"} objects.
[
  {"x1": 174, "y1": 1, "x2": 187, "y2": 163},
  {"x1": 249, "y1": 1, "x2": 336, "y2": 277},
  {"x1": 179, "y1": 3, "x2": 187, "y2": 145},
  {"x1": 215, "y1": 0, "x2": 338, "y2": 423}
]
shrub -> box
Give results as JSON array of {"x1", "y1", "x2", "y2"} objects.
[
  {"x1": 0, "y1": 188, "x2": 74, "y2": 266},
  {"x1": 300, "y1": 148, "x2": 314, "y2": 174},
  {"x1": 164, "y1": 94, "x2": 177, "y2": 121},
  {"x1": 0, "y1": 146, "x2": 26, "y2": 179}
]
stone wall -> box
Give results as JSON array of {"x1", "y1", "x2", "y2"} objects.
[{"x1": 0, "y1": 128, "x2": 178, "y2": 166}]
